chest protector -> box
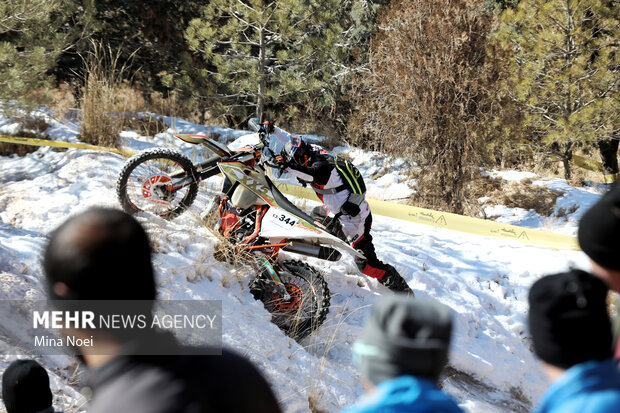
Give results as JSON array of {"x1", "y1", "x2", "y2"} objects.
[{"x1": 328, "y1": 155, "x2": 366, "y2": 198}]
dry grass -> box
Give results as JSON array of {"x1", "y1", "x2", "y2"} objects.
[
  {"x1": 49, "y1": 82, "x2": 77, "y2": 122},
  {"x1": 299, "y1": 301, "x2": 373, "y2": 413},
  {"x1": 495, "y1": 182, "x2": 562, "y2": 217},
  {"x1": 78, "y1": 41, "x2": 139, "y2": 148},
  {"x1": 122, "y1": 113, "x2": 168, "y2": 137},
  {"x1": 303, "y1": 317, "x2": 342, "y2": 413},
  {"x1": 555, "y1": 204, "x2": 579, "y2": 219},
  {"x1": 194, "y1": 207, "x2": 252, "y2": 287},
  {"x1": 147, "y1": 91, "x2": 205, "y2": 125},
  {"x1": 528, "y1": 148, "x2": 611, "y2": 186},
  {"x1": 441, "y1": 365, "x2": 530, "y2": 412},
  {"x1": 410, "y1": 173, "x2": 564, "y2": 218},
  {"x1": 307, "y1": 394, "x2": 328, "y2": 413},
  {"x1": 567, "y1": 162, "x2": 608, "y2": 187}
]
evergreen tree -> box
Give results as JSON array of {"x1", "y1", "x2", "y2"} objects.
[
  {"x1": 59, "y1": 0, "x2": 206, "y2": 116},
  {"x1": 325, "y1": 0, "x2": 387, "y2": 135},
  {"x1": 0, "y1": 0, "x2": 95, "y2": 107},
  {"x1": 497, "y1": 0, "x2": 619, "y2": 180},
  {"x1": 185, "y1": 0, "x2": 344, "y2": 123}
]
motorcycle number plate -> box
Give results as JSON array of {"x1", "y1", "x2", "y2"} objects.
[{"x1": 268, "y1": 212, "x2": 298, "y2": 228}]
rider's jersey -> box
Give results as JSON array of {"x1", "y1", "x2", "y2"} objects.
[{"x1": 272, "y1": 126, "x2": 369, "y2": 222}]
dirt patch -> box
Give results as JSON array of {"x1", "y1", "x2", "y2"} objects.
[
  {"x1": 466, "y1": 175, "x2": 563, "y2": 217},
  {"x1": 441, "y1": 365, "x2": 531, "y2": 412},
  {"x1": 122, "y1": 113, "x2": 168, "y2": 137},
  {"x1": 0, "y1": 117, "x2": 50, "y2": 157},
  {"x1": 498, "y1": 182, "x2": 561, "y2": 217}
]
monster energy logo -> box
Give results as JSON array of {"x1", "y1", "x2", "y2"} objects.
[{"x1": 335, "y1": 156, "x2": 363, "y2": 195}]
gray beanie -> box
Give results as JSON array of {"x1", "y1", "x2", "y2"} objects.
[
  {"x1": 353, "y1": 295, "x2": 453, "y2": 385},
  {"x1": 578, "y1": 188, "x2": 620, "y2": 271}
]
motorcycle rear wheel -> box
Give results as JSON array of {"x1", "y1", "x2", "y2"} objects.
[
  {"x1": 251, "y1": 260, "x2": 330, "y2": 341},
  {"x1": 116, "y1": 148, "x2": 199, "y2": 220}
]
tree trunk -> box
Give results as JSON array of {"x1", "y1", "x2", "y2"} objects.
[
  {"x1": 562, "y1": 142, "x2": 573, "y2": 181},
  {"x1": 598, "y1": 137, "x2": 619, "y2": 177},
  {"x1": 257, "y1": 27, "x2": 266, "y2": 120}
]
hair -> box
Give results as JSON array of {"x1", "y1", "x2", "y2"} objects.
[
  {"x1": 2, "y1": 359, "x2": 53, "y2": 413},
  {"x1": 43, "y1": 207, "x2": 156, "y2": 300}
]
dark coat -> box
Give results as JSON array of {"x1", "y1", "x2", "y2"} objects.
[{"x1": 87, "y1": 333, "x2": 281, "y2": 413}]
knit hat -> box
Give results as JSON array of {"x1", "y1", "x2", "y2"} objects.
[
  {"x1": 353, "y1": 295, "x2": 453, "y2": 385},
  {"x1": 578, "y1": 188, "x2": 620, "y2": 271},
  {"x1": 528, "y1": 270, "x2": 612, "y2": 369},
  {"x1": 2, "y1": 359, "x2": 53, "y2": 413}
]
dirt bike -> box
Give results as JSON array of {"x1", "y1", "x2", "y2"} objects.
[{"x1": 116, "y1": 119, "x2": 365, "y2": 340}]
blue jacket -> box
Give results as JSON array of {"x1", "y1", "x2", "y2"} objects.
[
  {"x1": 341, "y1": 375, "x2": 464, "y2": 413},
  {"x1": 534, "y1": 358, "x2": 620, "y2": 413}
]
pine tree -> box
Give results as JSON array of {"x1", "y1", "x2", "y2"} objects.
[
  {"x1": 185, "y1": 0, "x2": 344, "y2": 122},
  {"x1": 497, "y1": 0, "x2": 619, "y2": 180},
  {"x1": 62, "y1": 0, "x2": 206, "y2": 117},
  {"x1": 0, "y1": 0, "x2": 95, "y2": 107}
]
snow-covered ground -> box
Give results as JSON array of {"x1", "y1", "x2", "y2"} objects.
[{"x1": 0, "y1": 109, "x2": 607, "y2": 412}]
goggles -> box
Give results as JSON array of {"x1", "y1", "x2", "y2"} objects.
[{"x1": 285, "y1": 136, "x2": 303, "y2": 160}]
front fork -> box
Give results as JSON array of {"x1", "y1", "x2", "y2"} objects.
[
  {"x1": 159, "y1": 155, "x2": 221, "y2": 197},
  {"x1": 251, "y1": 253, "x2": 291, "y2": 301}
]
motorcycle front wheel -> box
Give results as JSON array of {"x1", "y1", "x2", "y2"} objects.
[
  {"x1": 251, "y1": 260, "x2": 330, "y2": 341},
  {"x1": 116, "y1": 148, "x2": 199, "y2": 220}
]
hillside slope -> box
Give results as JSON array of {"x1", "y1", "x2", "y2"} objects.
[{"x1": 0, "y1": 111, "x2": 603, "y2": 412}]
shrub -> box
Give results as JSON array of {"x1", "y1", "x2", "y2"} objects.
[{"x1": 348, "y1": 0, "x2": 514, "y2": 213}]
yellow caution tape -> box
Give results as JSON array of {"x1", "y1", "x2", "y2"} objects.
[
  {"x1": 0, "y1": 135, "x2": 583, "y2": 249},
  {"x1": 548, "y1": 152, "x2": 620, "y2": 183},
  {"x1": 572, "y1": 154, "x2": 605, "y2": 174},
  {"x1": 275, "y1": 183, "x2": 580, "y2": 250},
  {"x1": 604, "y1": 172, "x2": 620, "y2": 184},
  {"x1": 0, "y1": 135, "x2": 135, "y2": 156}
]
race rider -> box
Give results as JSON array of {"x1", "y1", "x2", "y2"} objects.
[{"x1": 263, "y1": 121, "x2": 412, "y2": 294}]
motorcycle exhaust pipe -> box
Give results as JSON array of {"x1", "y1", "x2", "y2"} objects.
[{"x1": 283, "y1": 241, "x2": 342, "y2": 262}]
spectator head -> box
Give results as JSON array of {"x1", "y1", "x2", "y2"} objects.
[
  {"x1": 353, "y1": 295, "x2": 453, "y2": 386},
  {"x1": 43, "y1": 207, "x2": 156, "y2": 301},
  {"x1": 528, "y1": 270, "x2": 611, "y2": 370},
  {"x1": 578, "y1": 188, "x2": 620, "y2": 292},
  {"x1": 2, "y1": 359, "x2": 53, "y2": 413}
]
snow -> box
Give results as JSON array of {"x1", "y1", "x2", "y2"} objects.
[
  {"x1": 484, "y1": 170, "x2": 537, "y2": 182},
  {"x1": 0, "y1": 108, "x2": 607, "y2": 412}
]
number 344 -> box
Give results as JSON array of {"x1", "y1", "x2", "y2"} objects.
[{"x1": 273, "y1": 214, "x2": 296, "y2": 226}]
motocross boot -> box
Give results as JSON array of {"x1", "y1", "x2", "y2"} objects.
[
  {"x1": 355, "y1": 256, "x2": 415, "y2": 296},
  {"x1": 379, "y1": 265, "x2": 415, "y2": 296}
]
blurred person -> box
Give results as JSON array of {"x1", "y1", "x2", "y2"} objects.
[
  {"x1": 340, "y1": 295, "x2": 463, "y2": 413},
  {"x1": 2, "y1": 359, "x2": 56, "y2": 413},
  {"x1": 577, "y1": 187, "x2": 620, "y2": 357},
  {"x1": 42, "y1": 207, "x2": 281, "y2": 413},
  {"x1": 263, "y1": 121, "x2": 412, "y2": 294},
  {"x1": 528, "y1": 270, "x2": 620, "y2": 413}
]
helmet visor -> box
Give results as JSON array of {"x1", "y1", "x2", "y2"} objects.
[{"x1": 284, "y1": 137, "x2": 303, "y2": 162}]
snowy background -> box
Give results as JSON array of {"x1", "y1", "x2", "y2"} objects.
[{"x1": 0, "y1": 109, "x2": 607, "y2": 412}]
